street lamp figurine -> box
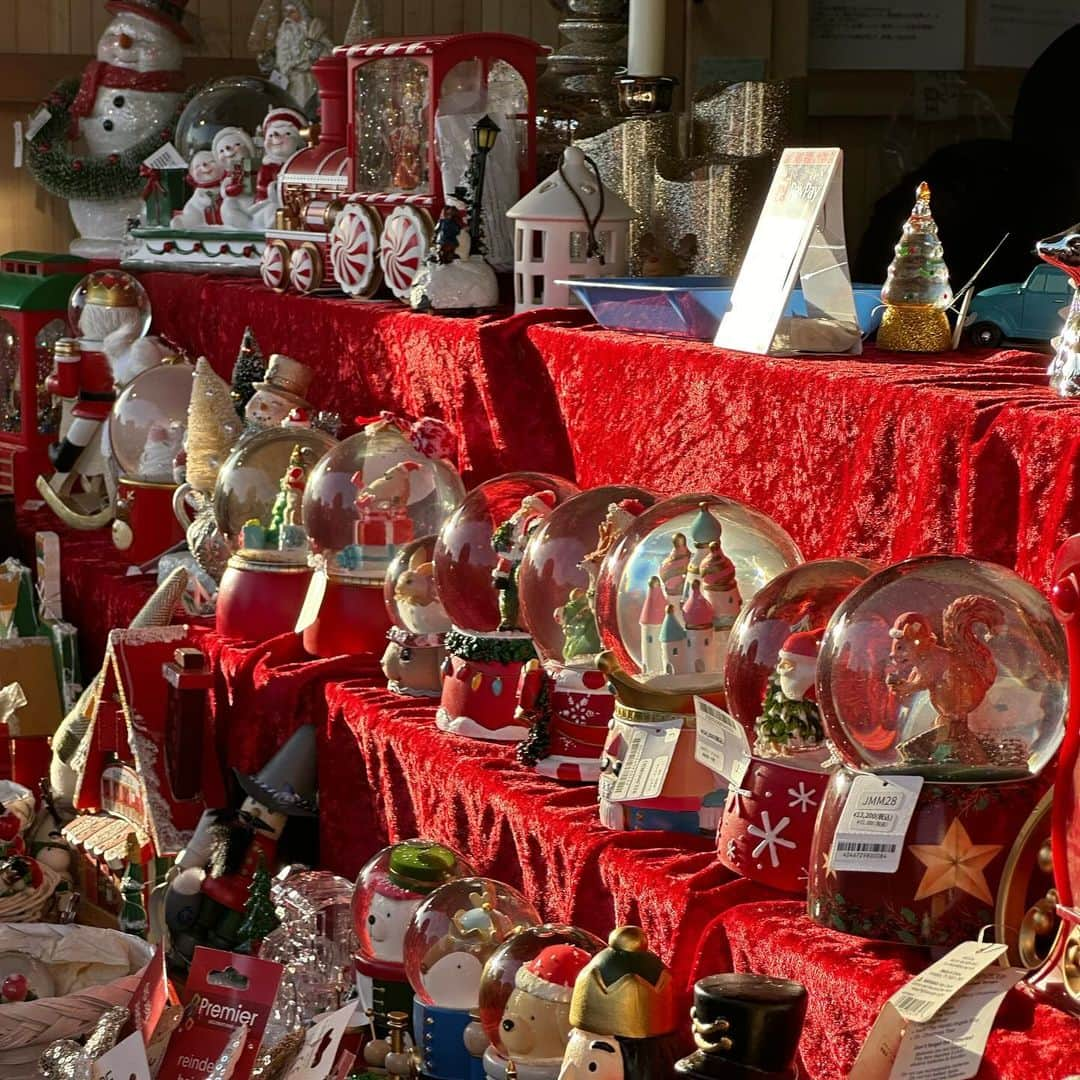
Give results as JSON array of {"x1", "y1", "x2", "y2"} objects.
[{"x1": 467, "y1": 115, "x2": 501, "y2": 255}]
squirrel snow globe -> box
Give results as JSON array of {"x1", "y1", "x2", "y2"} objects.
[
  {"x1": 301, "y1": 417, "x2": 465, "y2": 660},
  {"x1": 807, "y1": 555, "x2": 1066, "y2": 948},
  {"x1": 404, "y1": 877, "x2": 540, "y2": 1080},
  {"x1": 433, "y1": 472, "x2": 579, "y2": 741},
  {"x1": 593, "y1": 494, "x2": 801, "y2": 834},
  {"x1": 719, "y1": 559, "x2": 875, "y2": 893},
  {"x1": 515, "y1": 487, "x2": 654, "y2": 781},
  {"x1": 383, "y1": 535, "x2": 453, "y2": 697},
  {"x1": 352, "y1": 839, "x2": 472, "y2": 1042},
  {"x1": 477, "y1": 924, "x2": 604, "y2": 1080},
  {"x1": 211, "y1": 426, "x2": 337, "y2": 641}
]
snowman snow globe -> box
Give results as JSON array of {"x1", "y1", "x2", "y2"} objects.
[
  {"x1": 477, "y1": 925, "x2": 604, "y2": 1080},
  {"x1": 808, "y1": 555, "x2": 1066, "y2": 947},
  {"x1": 593, "y1": 494, "x2": 801, "y2": 834},
  {"x1": 301, "y1": 418, "x2": 466, "y2": 660},
  {"x1": 404, "y1": 877, "x2": 540, "y2": 1080},
  {"x1": 352, "y1": 840, "x2": 472, "y2": 1041},
  {"x1": 383, "y1": 536, "x2": 453, "y2": 697},
  {"x1": 718, "y1": 559, "x2": 875, "y2": 894},
  {"x1": 433, "y1": 473, "x2": 580, "y2": 741},
  {"x1": 515, "y1": 487, "x2": 654, "y2": 781}
]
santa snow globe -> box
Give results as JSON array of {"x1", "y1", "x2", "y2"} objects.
[
  {"x1": 476, "y1": 924, "x2": 604, "y2": 1080},
  {"x1": 301, "y1": 417, "x2": 465, "y2": 660},
  {"x1": 404, "y1": 877, "x2": 540, "y2": 1080},
  {"x1": 515, "y1": 487, "x2": 654, "y2": 781},
  {"x1": 383, "y1": 536, "x2": 453, "y2": 697},
  {"x1": 593, "y1": 494, "x2": 801, "y2": 834},
  {"x1": 807, "y1": 555, "x2": 1066, "y2": 948},
  {"x1": 212, "y1": 425, "x2": 337, "y2": 641},
  {"x1": 433, "y1": 473, "x2": 580, "y2": 741},
  {"x1": 352, "y1": 839, "x2": 473, "y2": 1043},
  {"x1": 718, "y1": 559, "x2": 875, "y2": 894}
]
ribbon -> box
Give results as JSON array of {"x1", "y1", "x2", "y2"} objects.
[
  {"x1": 139, "y1": 163, "x2": 163, "y2": 201},
  {"x1": 69, "y1": 61, "x2": 185, "y2": 136}
]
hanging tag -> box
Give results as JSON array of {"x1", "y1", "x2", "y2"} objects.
[
  {"x1": 25, "y1": 106, "x2": 51, "y2": 142},
  {"x1": 143, "y1": 140, "x2": 188, "y2": 170},
  {"x1": 607, "y1": 719, "x2": 682, "y2": 803},
  {"x1": 694, "y1": 696, "x2": 751, "y2": 788},
  {"x1": 269, "y1": 69, "x2": 290, "y2": 90},
  {"x1": 891, "y1": 940, "x2": 1007, "y2": 1023},
  {"x1": 282, "y1": 1002, "x2": 357, "y2": 1080},
  {"x1": 92, "y1": 1031, "x2": 152, "y2": 1080},
  {"x1": 294, "y1": 566, "x2": 327, "y2": 633},
  {"x1": 13, "y1": 122, "x2": 22, "y2": 169},
  {"x1": 829, "y1": 774, "x2": 924, "y2": 874}
]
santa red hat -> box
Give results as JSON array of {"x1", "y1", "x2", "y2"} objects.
[
  {"x1": 514, "y1": 944, "x2": 591, "y2": 1003},
  {"x1": 779, "y1": 627, "x2": 825, "y2": 662},
  {"x1": 283, "y1": 407, "x2": 311, "y2": 428},
  {"x1": 616, "y1": 498, "x2": 646, "y2": 516},
  {"x1": 525, "y1": 490, "x2": 557, "y2": 511},
  {"x1": 264, "y1": 108, "x2": 307, "y2": 132},
  {"x1": 399, "y1": 460, "x2": 423, "y2": 473}
]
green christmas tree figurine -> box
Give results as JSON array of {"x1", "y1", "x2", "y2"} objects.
[
  {"x1": 877, "y1": 181, "x2": 954, "y2": 353},
  {"x1": 118, "y1": 833, "x2": 148, "y2": 939},
  {"x1": 231, "y1": 327, "x2": 266, "y2": 417},
  {"x1": 237, "y1": 852, "x2": 280, "y2": 954}
]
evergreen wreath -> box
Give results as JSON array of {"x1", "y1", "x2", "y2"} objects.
[
  {"x1": 26, "y1": 78, "x2": 194, "y2": 202},
  {"x1": 445, "y1": 628, "x2": 537, "y2": 665}
]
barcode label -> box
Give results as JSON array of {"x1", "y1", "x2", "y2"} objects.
[
  {"x1": 830, "y1": 774, "x2": 923, "y2": 874},
  {"x1": 835, "y1": 841, "x2": 897, "y2": 854},
  {"x1": 893, "y1": 993, "x2": 935, "y2": 1020}
]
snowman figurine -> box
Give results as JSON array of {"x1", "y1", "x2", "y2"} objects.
[
  {"x1": 251, "y1": 107, "x2": 306, "y2": 230},
  {"x1": 245, "y1": 353, "x2": 314, "y2": 430},
  {"x1": 175, "y1": 151, "x2": 224, "y2": 228},
  {"x1": 213, "y1": 127, "x2": 258, "y2": 229}
]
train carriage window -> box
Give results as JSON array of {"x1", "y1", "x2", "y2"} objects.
[
  {"x1": 35, "y1": 319, "x2": 65, "y2": 436},
  {"x1": 0, "y1": 318, "x2": 18, "y2": 435},
  {"x1": 353, "y1": 59, "x2": 431, "y2": 195}
]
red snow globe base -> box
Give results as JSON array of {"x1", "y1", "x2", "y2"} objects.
[
  {"x1": 302, "y1": 574, "x2": 392, "y2": 660},
  {"x1": 217, "y1": 556, "x2": 314, "y2": 642},
  {"x1": 524, "y1": 663, "x2": 613, "y2": 783},
  {"x1": 808, "y1": 768, "x2": 1045, "y2": 948},
  {"x1": 112, "y1": 477, "x2": 186, "y2": 564}
]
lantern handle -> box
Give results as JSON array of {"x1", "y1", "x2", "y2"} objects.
[{"x1": 559, "y1": 151, "x2": 607, "y2": 264}]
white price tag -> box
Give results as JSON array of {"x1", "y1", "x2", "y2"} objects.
[
  {"x1": 270, "y1": 69, "x2": 290, "y2": 90},
  {"x1": 93, "y1": 1031, "x2": 152, "y2": 1080},
  {"x1": 694, "y1": 696, "x2": 751, "y2": 788},
  {"x1": 12, "y1": 122, "x2": 22, "y2": 168},
  {"x1": 143, "y1": 140, "x2": 188, "y2": 170},
  {"x1": 283, "y1": 1003, "x2": 357, "y2": 1080},
  {"x1": 891, "y1": 940, "x2": 1008, "y2": 1024},
  {"x1": 294, "y1": 566, "x2": 327, "y2": 633},
  {"x1": 829, "y1": 774, "x2": 924, "y2": 874},
  {"x1": 25, "y1": 106, "x2": 51, "y2": 141},
  {"x1": 607, "y1": 719, "x2": 682, "y2": 803}
]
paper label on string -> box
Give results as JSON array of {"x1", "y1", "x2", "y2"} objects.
[
  {"x1": 693, "y1": 697, "x2": 750, "y2": 787},
  {"x1": 25, "y1": 106, "x2": 51, "y2": 141},
  {"x1": 270, "y1": 69, "x2": 290, "y2": 90},
  {"x1": 143, "y1": 140, "x2": 188, "y2": 170},
  {"x1": 283, "y1": 1003, "x2": 356, "y2": 1080},
  {"x1": 93, "y1": 1031, "x2": 152, "y2": 1080},
  {"x1": 607, "y1": 719, "x2": 682, "y2": 803},
  {"x1": 294, "y1": 566, "x2": 327, "y2": 633},
  {"x1": 829, "y1": 773, "x2": 924, "y2": 873},
  {"x1": 891, "y1": 940, "x2": 1007, "y2": 1023},
  {"x1": 12, "y1": 122, "x2": 22, "y2": 169}
]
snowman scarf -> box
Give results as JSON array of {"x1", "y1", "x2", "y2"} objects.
[{"x1": 70, "y1": 61, "x2": 185, "y2": 137}]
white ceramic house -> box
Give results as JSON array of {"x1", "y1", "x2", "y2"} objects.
[{"x1": 506, "y1": 145, "x2": 633, "y2": 312}]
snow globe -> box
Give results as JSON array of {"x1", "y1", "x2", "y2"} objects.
[
  {"x1": 107, "y1": 358, "x2": 193, "y2": 563},
  {"x1": 515, "y1": 486, "x2": 654, "y2": 781},
  {"x1": 433, "y1": 472, "x2": 580, "y2": 741},
  {"x1": 807, "y1": 555, "x2": 1066, "y2": 947},
  {"x1": 593, "y1": 494, "x2": 802, "y2": 834},
  {"x1": 383, "y1": 536, "x2": 453, "y2": 697},
  {"x1": 212, "y1": 426, "x2": 337, "y2": 641},
  {"x1": 301, "y1": 418, "x2": 466, "y2": 660},
  {"x1": 404, "y1": 877, "x2": 540, "y2": 1080},
  {"x1": 352, "y1": 840, "x2": 473, "y2": 1044},
  {"x1": 718, "y1": 559, "x2": 875, "y2": 894},
  {"x1": 476, "y1": 924, "x2": 604, "y2": 1080}
]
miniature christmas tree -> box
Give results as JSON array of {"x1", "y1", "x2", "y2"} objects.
[
  {"x1": 754, "y1": 672, "x2": 825, "y2": 757},
  {"x1": 345, "y1": 0, "x2": 383, "y2": 45},
  {"x1": 118, "y1": 833, "x2": 148, "y2": 939},
  {"x1": 877, "y1": 182, "x2": 954, "y2": 352},
  {"x1": 237, "y1": 852, "x2": 280, "y2": 954},
  {"x1": 187, "y1": 357, "x2": 243, "y2": 495},
  {"x1": 231, "y1": 327, "x2": 266, "y2": 416}
]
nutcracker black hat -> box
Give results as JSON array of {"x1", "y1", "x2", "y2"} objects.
[
  {"x1": 106, "y1": 0, "x2": 194, "y2": 43},
  {"x1": 674, "y1": 973, "x2": 807, "y2": 1080},
  {"x1": 234, "y1": 723, "x2": 318, "y2": 817}
]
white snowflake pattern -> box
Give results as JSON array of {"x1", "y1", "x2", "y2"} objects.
[
  {"x1": 787, "y1": 781, "x2": 818, "y2": 814},
  {"x1": 725, "y1": 838, "x2": 738, "y2": 862},
  {"x1": 747, "y1": 811, "x2": 796, "y2": 868},
  {"x1": 563, "y1": 695, "x2": 600, "y2": 725}
]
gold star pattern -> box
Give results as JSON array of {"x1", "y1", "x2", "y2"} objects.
[{"x1": 909, "y1": 819, "x2": 1003, "y2": 905}]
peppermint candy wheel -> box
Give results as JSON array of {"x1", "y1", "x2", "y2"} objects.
[
  {"x1": 330, "y1": 203, "x2": 382, "y2": 298},
  {"x1": 289, "y1": 241, "x2": 325, "y2": 294},
  {"x1": 379, "y1": 205, "x2": 434, "y2": 302},
  {"x1": 260, "y1": 239, "x2": 290, "y2": 292}
]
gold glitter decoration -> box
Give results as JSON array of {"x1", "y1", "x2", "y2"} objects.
[
  {"x1": 252, "y1": 1028, "x2": 306, "y2": 1079},
  {"x1": 691, "y1": 80, "x2": 791, "y2": 159},
  {"x1": 575, "y1": 114, "x2": 678, "y2": 273},
  {"x1": 877, "y1": 305, "x2": 953, "y2": 352},
  {"x1": 39, "y1": 1005, "x2": 130, "y2": 1080}
]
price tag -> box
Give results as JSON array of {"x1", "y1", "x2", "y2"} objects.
[
  {"x1": 294, "y1": 566, "x2": 327, "y2": 633},
  {"x1": 891, "y1": 940, "x2": 1007, "y2": 1023},
  {"x1": 143, "y1": 140, "x2": 188, "y2": 170},
  {"x1": 93, "y1": 1031, "x2": 152, "y2": 1080},
  {"x1": 829, "y1": 773, "x2": 924, "y2": 874},
  {"x1": 607, "y1": 719, "x2": 682, "y2": 803},
  {"x1": 25, "y1": 106, "x2": 51, "y2": 141},
  {"x1": 270, "y1": 69, "x2": 290, "y2": 90},
  {"x1": 694, "y1": 697, "x2": 751, "y2": 788},
  {"x1": 12, "y1": 122, "x2": 22, "y2": 168}
]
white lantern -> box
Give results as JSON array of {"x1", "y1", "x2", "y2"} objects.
[{"x1": 506, "y1": 146, "x2": 633, "y2": 312}]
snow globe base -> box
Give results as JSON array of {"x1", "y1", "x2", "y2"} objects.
[
  {"x1": 876, "y1": 305, "x2": 952, "y2": 353},
  {"x1": 413, "y1": 999, "x2": 485, "y2": 1080},
  {"x1": 122, "y1": 226, "x2": 267, "y2": 275},
  {"x1": 217, "y1": 554, "x2": 313, "y2": 642},
  {"x1": 69, "y1": 196, "x2": 144, "y2": 259},
  {"x1": 382, "y1": 631, "x2": 446, "y2": 698},
  {"x1": 808, "y1": 767, "x2": 1045, "y2": 948},
  {"x1": 113, "y1": 476, "x2": 185, "y2": 564},
  {"x1": 302, "y1": 574, "x2": 391, "y2": 660}
]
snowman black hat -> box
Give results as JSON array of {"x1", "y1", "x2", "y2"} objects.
[
  {"x1": 234, "y1": 723, "x2": 318, "y2": 817},
  {"x1": 106, "y1": 0, "x2": 194, "y2": 43}
]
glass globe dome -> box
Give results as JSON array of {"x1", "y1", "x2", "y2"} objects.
[
  {"x1": 595, "y1": 494, "x2": 802, "y2": 696},
  {"x1": 477, "y1": 925, "x2": 604, "y2": 1065},
  {"x1": 518, "y1": 486, "x2": 655, "y2": 666},
  {"x1": 67, "y1": 270, "x2": 151, "y2": 340},
  {"x1": 433, "y1": 473, "x2": 580, "y2": 634},
  {"x1": 108, "y1": 360, "x2": 193, "y2": 481},
  {"x1": 303, "y1": 426, "x2": 466, "y2": 582},
  {"x1": 352, "y1": 840, "x2": 473, "y2": 970},
  {"x1": 724, "y1": 559, "x2": 876, "y2": 760},
  {"x1": 175, "y1": 76, "x2": 305, "y2": 160},
  {"x1": 817, "y1": 555, "x2": 1068, "y2": 780},
  {"x1": 384, "y1": 536, "x2": 452, "y2": 637},
  {"x1": 403, "y1": 877, "x2": 540, "y2": 1009},
  {"x1": 214, "y1": 427, "x2": 337, "y2": 546}
]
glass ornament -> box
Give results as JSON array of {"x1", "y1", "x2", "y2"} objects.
[
  {"x1": 403, "y1": 877, "x2": 540, "y2": 1009},
  {"x1": 67, "y1": 270, "x2": 152, "y2": 340},
  {"x1": 384, "y1": 536, "x2": 452, "y2": 637},
  {"x1": 817, "y1": 555, "x2": 1068, "y2": 780},
  {"x1": 108, "y1": 360, "x2": 193, "y2": 481}
]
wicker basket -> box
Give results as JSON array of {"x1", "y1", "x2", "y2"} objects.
[
  {"x1": 0, "y1": 864, "x2": 62, "y2": 923},
  {"x1": 0, "y1": 923, "x2": 153, "y2": 1079}
]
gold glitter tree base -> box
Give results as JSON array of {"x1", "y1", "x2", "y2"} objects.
[{"x1": 877, "y1": 305, "x2": 952, "y2": 353}]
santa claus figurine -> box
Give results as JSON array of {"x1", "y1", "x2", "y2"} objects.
[
  {"x1": 754, "y1": 628, "x2": 826, "y2": 758},
  {"x1": 492, "y1": 491, "x2": 557, "y2": 632},
  {"x1": 175, "y1": 150, "x2": 224, "y2": 228},
  {"x1": 273, "y1": 1, "x2": 333, "y2": 108},
  {"x1": 250, "y1": 106, "x2": 306, "y2": 230}
]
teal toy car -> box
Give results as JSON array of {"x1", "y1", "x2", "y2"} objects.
[{"x1": 965, "y1": 265, "x2": 1070, "y2": 347}]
